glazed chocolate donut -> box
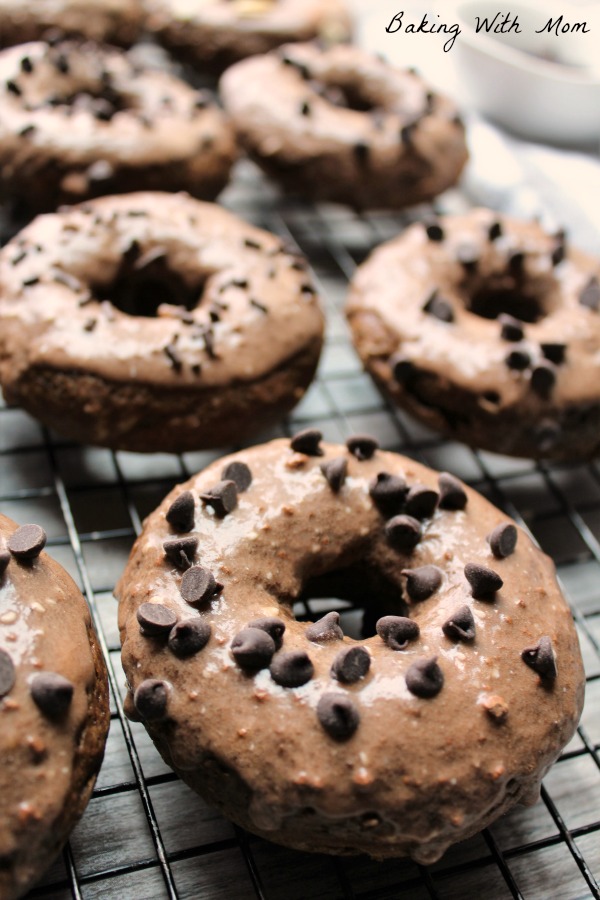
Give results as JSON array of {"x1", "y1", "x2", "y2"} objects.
[
  {"x1": 347, "y1": 209, "x2": 600, "y2": 460},
  {"x1": 0, "y1": 192, "x2": 324, "y2": 453},
  {"x1": 116, "y1": 433, "x2": 584, "y2": 863},
  {"x1": 147, "y1": 0, "x2": 352, "y2": 76},
  {"x1": 0, "y1": 40, "x2": 237, "y2": 213},
  {"x1": 220, "y1": 43, "x2": 468, "y2": 210},
  {"x1": 0, "y1": 514, "x2": 109, "y2": 899},
  {"x1": 0, "y1": 0, "x2": 145, "y2": 48}
]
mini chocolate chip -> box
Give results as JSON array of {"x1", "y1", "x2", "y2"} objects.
[
  {"x1": 402, "y1": 565, "x2": 443, "y2": 602},
  {"x1": 405, "y1": 484, "x2": 438, "y2": 519},
  {"x1": 248, "y1": 617, "x2": 286, "y2": 650},
  {"x1": 438, "y1": 473, "x2": 468, "y2": 510},
  {"x1": 521, "y1": 635, "x2": 557, "y2": 680},
  {"x1": 354, "y1": 142, "x2": 370, "y2": 165},
  {"x1": 163, "y1": 536, "x2": 198, "y2": 570},
  {"x1": 425, "y1": 221, "x2": 444, "y2": 242},
  {"x1": 6, "y1": 80, "x2": 21, "y2": 96},
  {"x1": 376, "y1": 615, "x2": 420, "y2": 650},
  {"x1": 579, "y1": 277, "x2": 600, "y2": 311},
  {"x1": 137, "y1": 603, "x2": 177, "y2": 637},
  {"x1": 0, "y1": 550, "x2": 10, "y2": 578},
  {"x1": 300, "y1": 100, "x2": 311, "y2": 115},
  {"x1": 134, "y1": 679, "x2": 169, "y2": 720},
  {"x1": 320, "y1": 457, "x2": 348, "y2": 492},
  {"x1": 305, "y1": 611, "x2": 344, "y2": 643},
  {"x1": 505, "y1": 348, "x2": 531, "y2": 371},
  {"x1": 270, "y1": 650, "x2": 314, "y2": 687},
  {"x1": 0, "y1": 649, "x2": 15, "y2": 697},
  {"x1": 317, "y1": 692, "x2": 359, "y2": 740},
  {"x1": 180, "y1": 565, "x2": 217, "y2": 606},
  {"x1": 405, "y1": 657, "x2": 444, "y2": 698},
  {"x1": 540, "y1": 343, "x2": 566, "y2": 365},
  {"x1": 499, "y1": 314, "x2": 524, "y2": 342},
  {"x1": 385, "y1": 515, "x2": 421, "y2": 551},
  {"x1": 530, "y1": 362, "x2": 556, "y2": 397},
  {"x1": 168, "y1": 618, "x2": 211, "y2": 657},
  {"x1": 551, "y1": 242, "x2": 566, "y2": 266},
  {"x1": 331, "y1": 646, "x2": 371, "y2": 684},
  {"x1": 20, "y1": 56, "x2": 33, "y2": 73},
  {"x1": 390, "y1": 354, "x2": 416, "y2": 384},
  {"x1": 231, "y1": 627, "x2": 275, "y2": 670},
  {"x1": 423, "y1": 291, "x2": 454, "y2": 323},
  {"x1": 369, "y1": 472, "x2": 407, "y2": 516},
  {"x1": 442, "y1": 605, "x2": 476, "y2": 641},
  {"x1": 221, "y1": 461, "x2": 252, "y2": 492},
  {"x1": 7, "y1": 524, "x2": 46, "y2": 560},
  {"x1": 464, "y1": 563, "x2": 503, "y2": 599},
  {"x1": 487, "y1": 523, "x2": 518, "y2": 559},
  {"x1": 346, "y1": 434, "x2": 379, "y2": 460},
  {"x1": 54, "y1": 53, "x2": 69, "y2": 74},
  {"x1": 488, "y1": 221, "x2": 503, "y2": 241},
  {"x1": 243, "y1": 237, "x2": 262, "y2": 250},
  {"x1": 290, "y1": 428, "x2": 323, "y2": 456},
  {"x1": 200, "y1": 480, "x2": 238, "y2": 518},
  {"x1": 30, "y1": 672, "x2": 73, "y2": 718},
  {"x1": 166, "y1": 491, "x2": 195, "y2": 533}
]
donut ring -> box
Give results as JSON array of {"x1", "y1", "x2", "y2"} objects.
[
  {"x1": 0, "y1": 0, "x2": 145, "y2": 49},
  {"x1": 0, "y1": 514, "x2": 109, "y2": 899},
  {"x1": 147, "y1": 0, "x2": 352, "y2": 76},
  {"x1": 0, "y1": 192, "x2": 324, "y2": 453},
  {"x1": 0, "y1": 40, "x2": 237, "y2": 213},
  {"x1": 347, "y1": 209, "x2": 600, "y2": 460},
  {"x1": 220, "y1": 43, "x2": 468, "y2": 210},
  {"x1": 116, "y1": 433, "x2": 584, "y2": 863}
]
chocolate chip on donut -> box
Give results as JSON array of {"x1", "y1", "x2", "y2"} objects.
[
  {"x1": 0, "y1": 0, "x2": 146, "y2": 49},
  {"x1": 0, "y1": 192, "x2": 324, "y2": 453},
  {"x1": 117, "y1": 438, "x2": 585, "y2": 862},
  {"x1": 347, "y1": 209, "x2": 600, "y2": 460}
]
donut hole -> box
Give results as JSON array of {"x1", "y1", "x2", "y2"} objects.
[
  {"x1": 466, "y1": 284, "x2": 545, "y2": 323},
  {"x1": 311, "y1": 78, "x2": 379, "y2": 113}
]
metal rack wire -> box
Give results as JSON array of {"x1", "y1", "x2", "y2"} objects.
[{"x1": 1, "y1": 156, "x2": 599, "y2": 900}]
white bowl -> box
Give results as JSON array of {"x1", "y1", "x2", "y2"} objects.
[{"x1": 454, "y1": 0, "x2": 600, "y2": 144}]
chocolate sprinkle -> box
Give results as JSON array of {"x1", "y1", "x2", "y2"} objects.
[
  {"x1": 231, "y1": 627, "x2": 275, "y2": 670},
  {"x1": 488, "y1": 221, "x2": 503, "y2": 241},
  {"x1": 248, "y1": 617, "x2": 286, "y2": 651},
  {"x1": 0, "y1": 649, "x2": 15, "y2": 697},
  {"x1": 540, "y1": 343, "x2": 566, "y2": 365},
  {"x1": 0, "y1": 550, "x2": 9, "y2": 578},
  {"x1": 221, "y1": 461, "x2": 252, "y2": 492},
  {"x1": 406, "y1": 657, "x2": 444, "y2": 698},
  {"x1": 423, "y1": 291, "x2": 454, "y2": 323},
  {"x1": 317, "y1": 692, "x2": 359, "y2": 740},
  {"x1": 385, "y1": 515, "x2": 421, "y2": 551},
  {"x1": 30, "y1": 672, "x2": 74, "y2": 718},
  {"x1": 250, "y1": 297, "x2": 268, "y2": 313},
  {"x1": 346, "y1": 434, "x2": 379, "y2": 460},
  {"x1": 270, "y1": 650, "x2": 314, "y2": 687},
  {"x1": 499, "y1": 314, "x2": 524, "y2": 342},
  {"x1": 530, "y1": 362, "x2": 556, "y2": 397},
  {"x1": 579, "y1": 277, "x2": 600, "y2": 311},
  {"x1": 180, "y1": 565, "x2": 217, "y2": 606},
  {"x1": 442, "y1": 605, "x2": 476, "y2": 642},
  {"x1": 200, "y1": 480, "x2": 238, "y2": 518},
  {"x1": 166, "y1": 491, "x2": 195, "y2": 533},
  {"x1": 6, "y1": 80, "x2": 21, "y2": 96},
  {"x1": 320, "y1": 457, "x2": 348, "y2": 493},
  {"x1": 331, "y1": 646, "x2": 371, "y2": 684},
  {"x1": 369, "y1": 472, "x2": 407, "y2": 516},
  {"x1": 521, "y1": 635, "x2": 557, "y2": 680},
  {"x1": 168, "y1": 618, "x2": 211, "y2": 658},
  {"x1": 487, "y1": 523, "x2": 518, "y2": 559},
  {"x1": 402, "y1": 565, "x2": 443, "y2": 602},
  {"x1": 464, "y1": 563, "x2": 503, "y2": 599},
  {"x1": 438, "y1": 473, "x2": 468, "y2": 510},
  {"x1": 137, "y1": 603, "x2": 177, "y2": 637},
  {"x1": 505, "y1": 348, "x2": 531, "y2": 371},
  {"x1": 163, "y1": 536, "x2": 198, "y2": 570},
  {"x1": 134, "y1": 679, "x2": 169, "y2": 720},
  {"x1": 376, "y1": 615, "x2": 420, "y2": 650},
  {"x1": 405, "y1": 484, "x2": 438, "y2": 519},
  {"x1": 300, "y1": 100, "x2": 311, "y2": 116},
  {"x1": 305, "y1": 611, "x2": 344, "y2": 643},
  {"x1": 20, "y1": 56, "x2": 33, "y2": 74},
  {"x1": 7, "y1": 524, "x2": 46, "y2": 560},
  {"x1": 290, "y1": 428, "x2": 323, "y2": 456},
  {"x1": 425, "y1": 221, "x2": 444, "y2": 242}
]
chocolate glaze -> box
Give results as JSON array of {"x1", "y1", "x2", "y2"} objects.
[
  {"x1": 117, "y1": 439, "x2": 584, "y2": 862},
  {"x1": 0, "y1": 0, "x2": 145, "y2": 48}
]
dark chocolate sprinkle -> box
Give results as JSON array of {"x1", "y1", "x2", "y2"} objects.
[
  {"x1": 402, "y1": 565, "x2": 443, "y2": 602},
  {"x1": 505, "y1": 348, "x2": 531, "y2": 371},
  {"x1": 320, "y1": 456, "x2": 348, "y2": 493},
  {"x1": 331, "y1": 646, "x2": 371, "y2": 684},
  {"x1": 200, "y1": 480, "x2": 238, "y2": 518},
  {"x1": 442, "y1": 605, "x2": 476, "y2": 642},
  {"x1": 221, "y1": 461, "x2": 252, "y2": 493},
  {"x1": 180, "y1": 565, "x2": 217, "y2": 606},
  {"x1": 488, "y1": 221, "x2": 503, "y2": 241},
  {"x1": 11, "y1": 250, "x2": 27, "y2": 266},
  {"x1": 18, "y1": 123, "x2": 36, "y2": 138},
  {"x1": 464, "y1": 562, "x2": 503, "y2": 599},
  {"x1": 0, "y1": 649, "x2": 15, "y2": 697},
  {"x1": 317, "y1": 692, "x2": 359, "y2": 740},
  {"x1": 423, "y1": 290, "x2": 454, "y2": 323},
  {"x1": 0, "y1": 550, "x2": 10, "y2": 578},
  {"x1": 191, "y1": 363, "x2": 202, "y2": 377},
  {"x1": 390, "y1": 354, "x2": 416, "y2": 384},
  {"x1": 163, "y1": 536, "x2": 198, "y2": 570},
  {"x1": 6, "y1": 80, "x2": 21, "y2": 96},
  {"x1": 300, "y1": 100, "x2": 311, "y2": 116},
  {"x1": 83, "y1": 318, "x2": 97, "y2": 333},
  {"x1": 30, "y1": 672, "x2": 74, "y2": 718},
  {"x1": 499, "y1": 314, "x2": 524, "y2": 342},
  {"x1": 487, "y1": 523, "x2": 518, "y2": 559},
  {"x1": 405, "y1": 657, "x2": 444, "y2": 698},
  {"x1": 166, "y1": 491, "x2": 195, "y2": 533},
  {"x1": 231, "y1": 627, "x2": 275, "y2": 670},
  {"x1": 346, "y1": 434, "x2": 379, "y2": 460},
  {"x1": 281, "y1": 55, "x2": 310, "y2": 80},
  {"x1": 405, "y1": 484, "x2": 439, "y2": 519},
  {"x1": 369, "y1": 472, "x2": 407, "y2": 516},
  {"x1": 134, "y1": 679, "x2": 169, "y2": 720},
  {"x1": 425, "y1": 221, "x2": 444, "y2": 242},
  {"x1": 243, "y1": 237, "x2": 262, "y2": 250},
  {"x1": 54, "y1": 53, "x2": 69, "y2": 74},
  {"x1": 22, "y1": 276, "x2": 39, "y2": 287},
  {"x1": 8, "y1": 524, "x2": 46, "y2": 560},
  {"x1": 541, "y1": 343, "x2": 566, "y2": 365},
  {"x1": 270, "y1": 650, "x2": 314, "y2": 687},
  {"x1": 164, "y1": 342, "x2": 182, "y2": 371},
  {"x1": 551, "y1": 242, "x2": 566, "y2": 266},
  {"x1": 250, "y1": 297, "x2": 268, "y2": 313},
  {"x1": 290, "y1": 428, "x2": 323, "y2": 456},
  {"x1": 305, "y1": 611, "x2": 343, "y2": 643},
  {"x1": 579, "y1": 277, "x2": 600, "y2": 311},
  {"x1": 168, "y1": 618, "x2": 211, "y2": 658},
  {"x1": 20, "y1": 56, "x2": 33, "y2": 74},
  {"x1": 376, "y1": 615, "x2": 420, "y2": 650},
  {"x1": 385, "y1": 515, "x2": 421, "y2": 551},
  {"x1": 137, "y1": 602, "x2": 177, "y2": 637},
  {"x1": 248, "y1": 617, "x2": 286, "y2": 651},
  {"x1": 530, "y1": 362, "x2": 556, "y2": 397},
  {"x1": 438, "y1": 473, "x2": 468, "y2": 510},
  {"x1": 521, "y1": 635, "x2": 557, "y2": 680}
]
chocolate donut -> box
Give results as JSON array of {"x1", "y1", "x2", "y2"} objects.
[
  {"x1": 116, "y1": 434, "x2": 584, "y2": 863},
  {"x1": 220, "y1": 43, "x2": 468, "y2": 210},
  {"x1": 0, "y1": 514, "x2": 109, "y2": 899},
  {"x1": 0, "y1": 40, "x2": 237, "y2": 214},
  {"x1": 147, "y1": 0, "x2": 352, "y2": 76},
  {"x1": 0, "y1": 0, "x2": 145, "y2": 48},
  {"x1": 347, "y1": 209, "x2": 600, "y2": 460},
  {"x1": 0, "y1": 192, "x2": 324, "y2": 453}
]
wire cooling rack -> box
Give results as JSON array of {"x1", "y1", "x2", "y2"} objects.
[{"x1": 1, "y1": 143, "x2": 600, "y2": 900}]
